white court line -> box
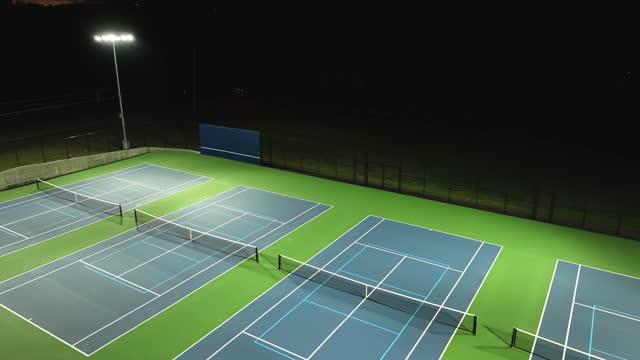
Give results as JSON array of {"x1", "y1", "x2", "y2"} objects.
[
  {"x1": 243, "y1": 331, "x2": 308, "y2": 360},
  {"x1": 80, "y1": 202, "x2": 329, "y2": 355},
  {"x1": 438, "y1": 245, "x2": 503, "y2": 360},
  {"x1": 308, "y1": 257, "x2": 406, "y2": 359},
  {"x1": 528, "y1": 259, "x2": 561, "y2": 360},
  {"x1": 37, "y1": 203, "x2": 75, "y2": 218},
  {"x1": 0, "y1": 164, "x2": 152, "y2": 212},
  {"x1": 247, "y1": 186, "x2": 332, "y2": 208},
  {"x1": 173, "y1": 213, "x2": 365, "y2": 360},
  {"x1": 80, "y1": 261, "x2": 160, "y2": 297},
  {"x1": 0, "y1": 184, "x2": 135, "y2": 228},
  {"x1": 141, "y1": 241, "x2": 199, "y2": 263},
  {"x1": 0, "y1": 175, "x2": 210, "y2": 257},
  {"x1": 562, "y1": 265, "x2": 581, "y2": 360},
  {"x1": 201, "y1": 146, "x2": 261, "y2": 160},
  {"x1": 143, "y1": 163, "x2": 208, "y2": 179},
  {"x1": 574, "y1": 302, "x2": 640, "y2": 323},
  {"x1": 561, "y1": 259, "x2": 640, "y2": 281},
  {"x1": 0, "y1": 187, "x2": 252, "y2": 296},
  {"x1": 117, "y1": 213, "x2": 247, "y2": 277},
  {"x1": 405, "y1": 242, "x2": 484, "y2": 359},
  {"x1": 355, "y1": 242, "x2": 463, "y2": 273},
  {"x1": 111, "y1": 176, "x2": 163, "y2": 191},
  {"x1": 372, "y1": 215, "x2": 502, "y2": 248},
  {"x1": 0, "y1": 225, "x2": 28, "y2": 239},
  {"x1": 211, "y1": 203, "x2": 284, "y2": 224},
  {"x1": 0, "y1": 303, "x2": 90, "y2": 357},
  {"x1": 202, "y1": 217, "x2": 384, "y2": 360}
]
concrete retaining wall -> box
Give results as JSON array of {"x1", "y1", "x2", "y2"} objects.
[{"x1": 0, "y1": 147, "x2": 150, "y2": 190}]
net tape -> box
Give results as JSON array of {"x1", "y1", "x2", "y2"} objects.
[{"x1": 36, "y1": 178, "x2": 123, "y2": 217}]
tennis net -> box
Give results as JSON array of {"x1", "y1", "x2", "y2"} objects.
[
  {"x1": 511, "y1": 328, "x2": 607, "y2": 360},
  {"x1": 134, "y1": 209, "x2": 259, "y2": 262},
  {"x1": 36, "y1": 178, "x2": 123, "y2": 217},
  {"x1": 278, "y1": 254, "x2": 477, "y2": 334}
]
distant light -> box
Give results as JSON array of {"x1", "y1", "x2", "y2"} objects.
[{"x1": 94, "y1": 33, "x2": 135, "y2": 43}]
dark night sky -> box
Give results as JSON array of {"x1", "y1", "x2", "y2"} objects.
[{"x1": 1, "y1": 2, "x2": 635, "y2": 154}]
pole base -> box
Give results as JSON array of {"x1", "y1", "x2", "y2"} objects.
[{"x1": 122, "y1": 140, "x2": 130, "y2": 150}]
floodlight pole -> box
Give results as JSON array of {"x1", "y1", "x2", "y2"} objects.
[{"x1": 111, "y1": 42, "x2": 129, "y2": 150}]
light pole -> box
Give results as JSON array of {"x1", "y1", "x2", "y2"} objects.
[{"x1": 94, "y1": 33, "x2": 134, "y2": 150}]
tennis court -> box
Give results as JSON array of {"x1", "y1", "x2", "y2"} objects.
[
  {"x1": 176, "y1": 215, "x2": 502, "y2": 360},
  {"x1": 512, "y1": 260, "x2": 640, "y2": 360},
  {"x1": 0, "y1": 163, "x2": 209, "y2": 257},
  {"x1": 0, "y1": 185, "x2": 331, "y2": 356}
]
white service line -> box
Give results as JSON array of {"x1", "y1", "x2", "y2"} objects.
[
  {"x1": 355, "y1": 242, "x2": 462, "y2": 273},
  {"x1": 203, "y1": 217, "x2": 384, "y2": 360},
  {"x1": 0, "y1": 225, "x2": 28, "y2": 239},
  {"x1": 573, "y1": 302, "x2": 640, "y2": 323},
  {"x1": 37, "y1": 203, "x2": 75, "y2": 217},
  {"x1": 111, "y1": 176, "x2": 163, "y2": 191},
  {"x1": 405, "y1": 242, "x2": 484, "y2": 360},
  {"x1": 561, "y1": 259, "x2": 640, "y2": 281},
  {"x1": 0, "y1": 187, "x2": 252, "y2": 296},
  {"x1": 118, "y1": 213, "x2": 247, "y2": 277},
  {"x1": 528, "y1": 259, "x2": 561, "y2": 360},
  {"x1": 243, "y1": 331, "x2": 308, "y2": 360},
  {"x1": 308, "y1": 256, "x2": 406, "y2": 359},
  {"x1": 562, "y1": 265, "x2": 581, "y2": 360},
  {"x1": 80, "y1": 202, "x2": 327, "y2": 355},
  {"x1": 248, "y1": 186, "x2": 331, "y2": 208},
  {"x1": 211, "y1": 203, "x2": 284, "y2": 224},
  {"x1": 80, "y1": 261, "x2": 160, "y2": 297}
]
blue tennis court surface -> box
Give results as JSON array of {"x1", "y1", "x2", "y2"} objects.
[
  {"x1": 176, "y1": 216, "x2": 502, "y2": 360},
  {"x1": 0, "y1": 185, "x2": 330, "y2": 356},
  {"x1": 0, "y1": 163, "x2": 209, "y2": 257},
  {"x1": 528, "y1": 260, "x2": 640, "y2": 360}
]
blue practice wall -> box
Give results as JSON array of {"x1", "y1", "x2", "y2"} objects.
[{"x1": 199, "y1": 124, "x2": 261, "y2": 165}]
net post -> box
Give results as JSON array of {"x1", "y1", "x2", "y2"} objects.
[
  {"x1": 134, "y1": 209, "x2": 138, "y2": 225},
  {"x1": 510, "y1": 328, "x2": 517, "y2": 348},
  {"x1": 278, "y1": 254, "x2": 282, "y2": 270},
  {"x1": 36, "y1": 178, "x2": 41, "y2": 190},
  {"x1": 472, "y1": 315, "x2": 477, "y2": 335},
  {"x1": 255, "y1": 248, "x2": 259, "y2": 263},
  {"x1": 119, "y1": 205, "x2": 123, "y2": 218}
]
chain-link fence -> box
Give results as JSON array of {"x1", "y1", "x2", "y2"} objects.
[{"x1": 261, "y1": 133, "x2": 640, "y2": 240}]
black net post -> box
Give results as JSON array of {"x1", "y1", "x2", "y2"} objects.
[
  {"x1": 134, "y1": 209, "x2": 138, "y2": 225},
  {"x1": 510, "y1": 328, "x2": 517, "y2": 347},
  {"x1": 278, "y1": 254, "x2": 282, "y2": 270},
  {"x1": 118, "y1": 205, "x2": 123, "y2": 218},
  {"x1": 35, "y1": 178, "x2": 41, "y2": 190},
  {"x1": 255, "y1": 248, "x2": 259, "y2": 263},
  {"x1": 472, "y1": 315, "x2": 477, "y2": 335}
]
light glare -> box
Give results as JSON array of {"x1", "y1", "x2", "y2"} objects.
[{"x1": 94, "y1": 33, "x2": 135, "y2": 43}]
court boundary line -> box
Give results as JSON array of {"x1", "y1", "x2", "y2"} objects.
[
  {"x1": 211, "y1": 203, "x2": 284, "y2": 224},
  {"x1": 111, "y1": 176, "x2": 163, "y2": 191},
  {"x1": 0, "y1": 186, "x2": 250, "y2": 295},
  {"x1": 140, "y1": 241, "x2": 200, "y2": 263},
  {"x1": 0, "y1": 164, "x2": 153, "y2": 211},
  {"x1": 438, "y1": 244, "x2": 503, "y2": 360},
  {"x1": 80, "y1": 260, "x2": 160, "y2": 296},
  {"x1": 0, "y1": 175, "x2": 211, "y2": 258},
  {"x1": 247, "y1": 186, "x2": 332, "y2": 209},
  {"x1": 355, "y1": 241, "x2": 462, "y2": 273},
  {"x1": 0, "y1": 186, "x2": 255, "y2": 357},
  {"x1": 81, "y1": 203, "x2": 332, "y2": 355},
  {"x1": 144, "y1": 163, "x2": 208, "y2": 179},
  {"x1": 560, "y1": 259, "x2": 640, "y2": 281},
  {"x1": 197, "y1": 217, "x2": 383, "y2": 360},
  {"x1": 242, "y1": 331, "x2": 307, "y2": 360},
  {"x1": 307, "y1": 256, "x2": 406, "y2": 358},
  {"x1": 172, "y1": 215, "x2": 372, "y2": 360},
  {"x1": 561, "y1": 265, "x2": 581, "y2": 359},
  {"x1": 0, "y1": 225, "x2": 28, "y2": 239},
  {"x1": 372, "y1": 215, "x2": 502, "y2": 248},
  {"x1": 0, "y1": 303, "x2": 90, "y2": 357},
  {"x1": 528, "y1": 259, "x2": 561, "y2": 360},
  {"x1": 405, "y1": 242, "x2": 484, "y2": 359},
  {"x1": 574, "y1": 302, "x2": 640, "y2": 323}
]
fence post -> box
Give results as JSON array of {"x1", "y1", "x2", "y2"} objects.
[{"x1": 65, "y1": 138, "x2": 70, "y2": 159}]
